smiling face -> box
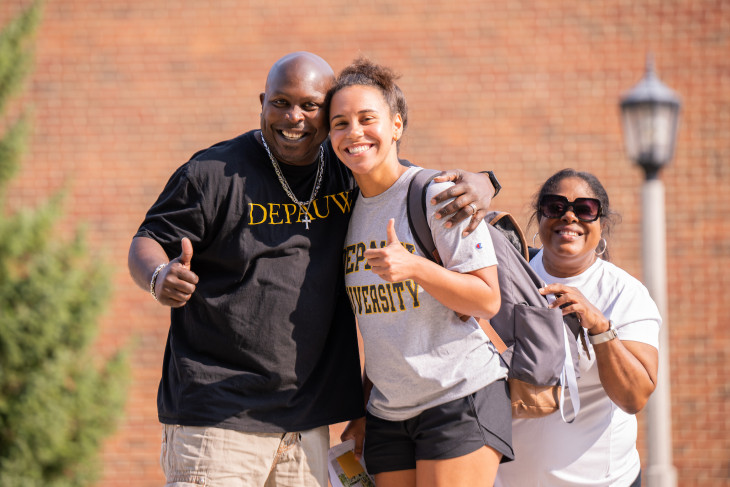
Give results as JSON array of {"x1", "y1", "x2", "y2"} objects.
[
  {"x1": 538, "y1": 176, "x2": 604, "y2": 277},
  {"x1": 328, "y1": 85, "x2": 403, "y2": 195},
  {"x1": 259, "y1": 54, "x2": 334, "y2": 167}
]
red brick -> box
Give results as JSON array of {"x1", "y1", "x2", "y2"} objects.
[{"x1": 2, "y1": 0, "x2": 728, "y2": 485}]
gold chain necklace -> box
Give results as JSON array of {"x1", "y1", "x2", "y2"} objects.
[{"x1": 260, "y1": 132, "x2": 325, "y2": 230}]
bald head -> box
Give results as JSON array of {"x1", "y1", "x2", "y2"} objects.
[
  {"x1": 259, "y1": 52, "x2": 334, "y2": 166},
  {"x1": 265, "y1": 52, "x2": 335, "y2": 92}
]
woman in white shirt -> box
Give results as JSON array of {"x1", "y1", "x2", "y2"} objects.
[{"x1": 495, "y1": 168, "x2": 661, "y2": 487}]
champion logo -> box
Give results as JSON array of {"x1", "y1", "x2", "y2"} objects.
[{"x1": 475, "y1": 242, "x2": 483, "y2": 250}]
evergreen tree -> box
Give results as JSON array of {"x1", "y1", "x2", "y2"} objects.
[{"x1": 0, "y1": 3, "x2": 129, "y2": 486}]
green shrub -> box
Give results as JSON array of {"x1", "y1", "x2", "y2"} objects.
[{"x1": 0, "y1": 3, "x2": 129, "y2": 486}]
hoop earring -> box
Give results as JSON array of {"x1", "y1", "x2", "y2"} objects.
[
  {"x1": 532, "y1": 233, "x2": 542, "y2": 249},
  {"x1": 595, "y1": 238, "x2": 607, "y2": 256}
]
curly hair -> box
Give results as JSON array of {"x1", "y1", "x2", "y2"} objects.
[{"x1": 324, "y1": 57, "x2": 408, "y2": 148}]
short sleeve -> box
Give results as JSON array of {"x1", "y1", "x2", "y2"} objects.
[
  {"x1": 425, "y1": 180, "x2": 498, "y2": 273},
  {"x1": 612, "y1": 283, "x2": 661, "y2": 349},
  {"x1": 134, "y1": 162, "x2": 207, "y2": 259}
]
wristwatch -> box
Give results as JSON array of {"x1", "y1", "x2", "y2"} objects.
[
  {"x1": 588, "y1": 321, "x2": 618, "y2": 345},
  {"x1": 481, "y1": 170, "x2": 501, "y2": 198}
]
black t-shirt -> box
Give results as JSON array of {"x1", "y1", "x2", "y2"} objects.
[{"x1": 135, "y1": 130, "x2": 365, "y2": 432}]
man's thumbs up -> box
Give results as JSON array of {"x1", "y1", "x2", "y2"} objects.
[
  {"x1": 155, "y1": 237, "x2": 199, "y2": 308},
  {"x1": 179, "y1": 237, "x2": 193, "y2": 268}
]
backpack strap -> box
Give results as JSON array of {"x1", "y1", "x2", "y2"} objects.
[
  {"x1": 559, "y1": 323, "x2": 581, "y2": 423},
  {"x1": 406, "y1": 168, "x2": 442, "y2": 264},
  {"x1": 477, "y1": 318, "x2": 508, "y2": 354}
]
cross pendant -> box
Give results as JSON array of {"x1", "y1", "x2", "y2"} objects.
[{"x1": 302, "y1": 214, "x2": 311, "y2": 230}]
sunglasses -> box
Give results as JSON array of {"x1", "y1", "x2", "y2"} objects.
[{"x1": 538, "y1": 194, "x2": 602, "y2": 222}]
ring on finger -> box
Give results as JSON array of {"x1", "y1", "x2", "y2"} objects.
[{"x1": 468, "y1": 203, "x2": 478, "y2": 215}]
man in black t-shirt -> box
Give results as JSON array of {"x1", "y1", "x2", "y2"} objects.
[{"x1": 128, "y1": 52, "x2": 499, "y2": 487}]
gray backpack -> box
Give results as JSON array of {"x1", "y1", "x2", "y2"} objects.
[{"x1": 407, "y1": 169, "x2": 582, "y2": 421}]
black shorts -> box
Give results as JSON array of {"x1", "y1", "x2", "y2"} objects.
[{"x1": 363, "y1": 379, "x2": 514, "y2": 475}]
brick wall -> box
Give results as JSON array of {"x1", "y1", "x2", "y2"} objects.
[{"x1": 1, "y1": 0, "x2": 728, "y2": 485}]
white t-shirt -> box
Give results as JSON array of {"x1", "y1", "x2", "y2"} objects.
[
  {"x1": 495, "y1": 250, "x2": 661, "y2": 487},
  {"x1": 343, "y1": 167, "x2": 507, "y2": 421}
]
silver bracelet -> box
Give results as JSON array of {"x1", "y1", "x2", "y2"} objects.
[{"x1": 149, "y1": 263, "x2": 168, "y2": 301}]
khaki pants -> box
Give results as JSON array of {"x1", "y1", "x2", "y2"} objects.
[{"x1": 160, "y1": 424, "x2": 329, "y2": 487}]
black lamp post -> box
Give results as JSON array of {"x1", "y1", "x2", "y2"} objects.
[{"x1": 619, "y1": 55, "x2": 680, "y2": 487}]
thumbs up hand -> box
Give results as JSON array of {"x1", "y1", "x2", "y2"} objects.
[
  {"x1": 178, "y1": 237, "x2": 193, "y2": 268},
  {"x1": 364, "y1": 219, "x2": 417, "y2": 282},
  {"x1": 155, "y1": 237, "x2": 199, "y2": 308}
]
